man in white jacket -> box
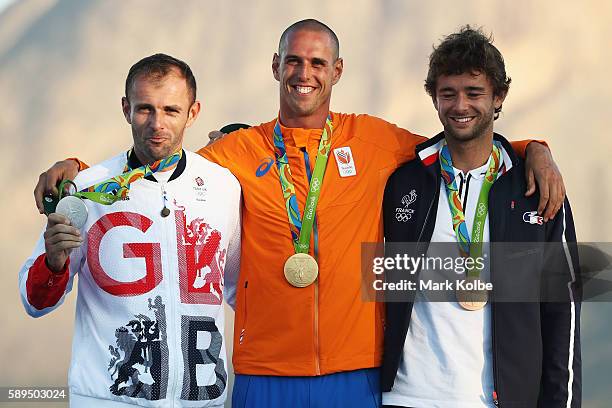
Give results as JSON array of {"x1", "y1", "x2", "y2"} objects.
[{"x1": 19, "y1": 54, "x2": 241, "y2": 407}]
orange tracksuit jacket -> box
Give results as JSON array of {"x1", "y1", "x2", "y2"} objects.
[{"x1": 198, "y1": 112, "x2": 532, "y2": 376}]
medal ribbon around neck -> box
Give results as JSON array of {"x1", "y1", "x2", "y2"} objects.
[
  {"x1": 59, "y1": 149, "x2": 182, "y2": 205},
  {"x1": 439, "y1": 140, "x2": 501, "y2": 277},
  {"x1": 273, "y1": 115, "x2": 333, "y2": 254}
]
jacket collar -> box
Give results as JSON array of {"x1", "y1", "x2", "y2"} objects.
[
  {"x1": 127, "y1": 149, "x2": 187, "y2": 182},
  {"x1": 416, "y1": 131, "x2": 518, "y2": 175}
]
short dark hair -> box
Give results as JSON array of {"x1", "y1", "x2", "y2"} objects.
[
  {"x1": 425, "y1": 26, "x2": 511, "y2": 119},
  {"x1": 125, "y1": 53, "x2": 197, "y2": 104},
  {"x1": 278, "y1": 19, "x2": 340, "y2": 60},
  {"x1": 219, "y1": 123, "x2": 251, "y2": 133}
]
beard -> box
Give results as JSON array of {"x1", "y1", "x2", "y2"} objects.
[{"x1": 443, "y1": 109, "x2": 495, "y2": 144}]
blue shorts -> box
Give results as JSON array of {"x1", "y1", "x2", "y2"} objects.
[{"x1": 232, "y1": 368, "x2": 381, "y2": 408}]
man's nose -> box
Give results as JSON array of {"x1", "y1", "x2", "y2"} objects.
[
  {"x1": 454, "y1": 93, "x2": 469, "y2": 111},
  {"x1": 297, "y1": 63, "x2": 312, "y2": 82},
  {"x1": 149, "y1": 110, "x2": 164, "y2": 130}
]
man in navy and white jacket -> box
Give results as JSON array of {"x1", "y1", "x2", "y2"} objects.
[
  {"x1": 381, "y1": 27, "x2": 581, "y2": 407},
  {"x1": 19, "y1": 54, "x2": 241, "y2": 407}
]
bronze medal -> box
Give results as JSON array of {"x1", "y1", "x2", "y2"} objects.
[
  {"x1": 456, "y1": 277, "x2": 488, "y2": 311},
  {"x1": 457, "y1": 298, "x2": 488, "y2": 311}
]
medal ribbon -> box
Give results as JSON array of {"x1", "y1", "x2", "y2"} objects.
[
  {"x1": 439, "y1": 141, "x2": 501, "y2": 277},
  {"x1": 273, "y1": 115, "x2": 333, "y2": 253},
  {"x1": 61, "y1": 149, "x2": 182, "y2": 205}
]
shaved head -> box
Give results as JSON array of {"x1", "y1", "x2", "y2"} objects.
[{"x1": 278, "y1": 19, "x2": 340, "y2": 60}]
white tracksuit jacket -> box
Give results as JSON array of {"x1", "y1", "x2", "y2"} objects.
[{"x1": 19, "y1": 150, "x2": 241, "y2": 407}]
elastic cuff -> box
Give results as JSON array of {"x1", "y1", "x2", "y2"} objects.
[
  {"x1": 43, "y1": 254, "x2": 70, "y2": 276},
  {"x1": 65, "y1": 157, "x2": 89, "y2": 171}
]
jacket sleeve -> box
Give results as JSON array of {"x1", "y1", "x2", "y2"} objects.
[
  {"x1": 18, "y1": 226, "x2": 81, "y2": 317},
  {"x1": 509, "y1": 139, "x2": 548, "y2": 159},
  {"x1": 539, "y1": 199, "x2": 582, "y2": 407},
  {"x1": 222, "y1": 178, "x2": 242, "y2": 311}
]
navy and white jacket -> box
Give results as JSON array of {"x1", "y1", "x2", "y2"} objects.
[{"x1": 381, "y1": 133, "x2": 581, "y2": 407}]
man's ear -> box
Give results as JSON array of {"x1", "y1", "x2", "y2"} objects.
[
  {"x1": 272, "y1": 53, "x2": 281, "y2": 82},
  {"x1": 494, "y1": 90, "x2": 507, "y2": 111},
  {"x1": 331, "y1": 57, "x2": 344, "y2": 86},
  {"x1": 122, "y1": 97, "x2": 132, "y2": 124},
  {"x1": 432, "y1": 95, "x2": 439, "y2": 112},
  {"x1": 185, "y1": 101, "x2": 201, "y2": 129}
]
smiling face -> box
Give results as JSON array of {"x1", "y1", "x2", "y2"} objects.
[
  {"x1": 272, "y1": 29, "x2": 343, "y2": 128},
  {"x1": 434, "y1": 71, "x2": 506, "y2": 144},
  {"x1": 122, "y1": 69, "x2": 200, "y2": 164}
]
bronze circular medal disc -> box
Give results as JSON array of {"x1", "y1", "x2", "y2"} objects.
[
  {"x1": 457, "y1": 299, "x2": 488, "y2": 311},
  {"x1": 456, "y1": 277, "x2": 489, "y2": 311}
]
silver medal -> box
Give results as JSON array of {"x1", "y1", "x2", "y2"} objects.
[{"x1": 55, "y1": 195, "x2": 88, "y2": 229}]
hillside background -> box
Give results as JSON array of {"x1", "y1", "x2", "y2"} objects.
[{"x1": 1, "y1": 0, "x2": 610, "y2": 406}]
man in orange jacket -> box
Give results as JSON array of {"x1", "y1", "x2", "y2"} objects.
[{"x1": 34, "y1": 19, "x2": 565, "y2": 408}]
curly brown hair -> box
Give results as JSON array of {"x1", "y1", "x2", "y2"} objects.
[{"x1": 425, "y1": 26, "x2": 511, "y2": 119}]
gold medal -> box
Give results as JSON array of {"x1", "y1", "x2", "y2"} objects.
[
  {"x1": 284, "y1": 253, "x2": 318, "y2": 288},
  {"x1": 456, "y1": 277, "x2": 488, "y2": 311}
]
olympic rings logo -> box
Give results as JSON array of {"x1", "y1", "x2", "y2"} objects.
[
  {"x1": 477, "y1": 202, "x2": 487, "y2": 217},
  {"x1": 395, "y1": 209, "x2": 414, "y2": 222},
  {"x1": 311, "y1": 178, "x2": 321, "y2": 191}
]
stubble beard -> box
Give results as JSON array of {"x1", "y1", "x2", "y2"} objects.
[
  {"x1": 286, "y1": 91, "x2": 318, "y2": 118},
  {"x1": 444, "y1": 110, "x2": 495, "y2": 145},
  {"x1": 133, "y1": 132, "x2": 181, "y2": 165}
]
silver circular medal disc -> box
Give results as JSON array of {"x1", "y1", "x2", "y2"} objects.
[
  {"x1": 55, "y1": 195, "x2": 88, "y2": 229},
  {"x1": 283, "y1": 253, "x2": 319, "y2": 288}
]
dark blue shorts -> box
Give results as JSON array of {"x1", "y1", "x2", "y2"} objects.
[{"x1": 232, "y1": 368, "x2": 381, "y2": 408}]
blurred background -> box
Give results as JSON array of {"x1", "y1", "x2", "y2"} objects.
[{"x1": 1, "y1": 0, "x2": 610, "y2": 407}]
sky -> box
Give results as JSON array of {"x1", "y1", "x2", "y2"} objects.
[{"x1": 0, "y1": 0, "x2": 15, "y2": 13}]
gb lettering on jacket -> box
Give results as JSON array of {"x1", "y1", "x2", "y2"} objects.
[{"x1": 87, "y1": 203, "x2": 226, "y2": 305}]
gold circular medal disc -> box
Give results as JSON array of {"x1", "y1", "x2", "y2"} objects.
[{"x1": 284, "y1": 253, "x2": 318, "y2": 288}]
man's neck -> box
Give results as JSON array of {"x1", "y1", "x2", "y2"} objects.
[
  {"x1": 132, "y1": 147, "x2": 181, "y2": 166},
  {"x1": 444, "y1": 132, "x2": 494, "y2": 173},
  {"x1": 279, "y1": 109, "x2": 329, "y2": 129},
  {"x1": 132, "y1": 149, "x2": 153, "y2": 166}
]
